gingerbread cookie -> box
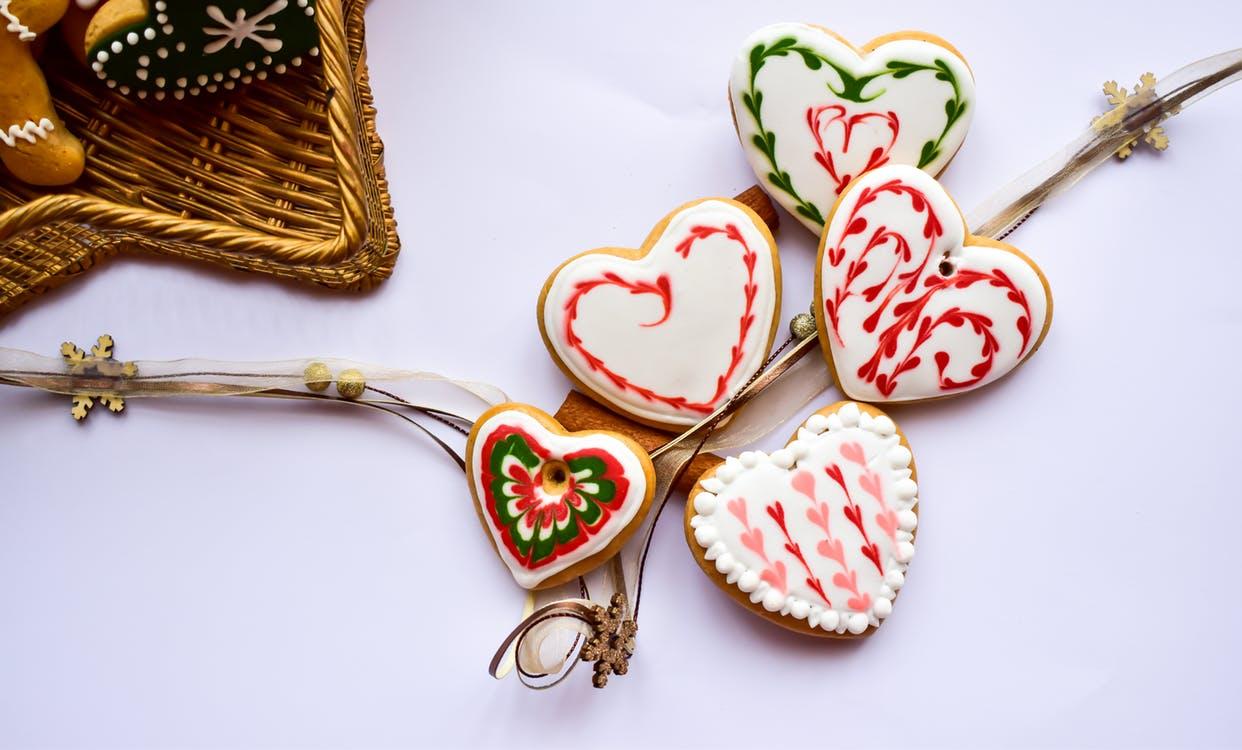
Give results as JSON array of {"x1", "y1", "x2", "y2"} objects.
[
  {"x1": 686, "y1": 401, "x2": 917, "y2": 637},
  {"x1": 465, "y1": 403, "x2": 656, "y2": 590},
  {"x1": 815, "y1": 164, "x2": 1052, "y2": 403},
  {"x1": 538, "y1": 198, "x2": 781, "y2": 430},
  {"x1": 86, "y1": 0, "x2": 320, "y2": 99},
  {"x1": 730, "y1": 23, "x2": 975, "y2": 233},
  {"x1": 0, "y1": 0, "x2": 85, "y2": 185}
]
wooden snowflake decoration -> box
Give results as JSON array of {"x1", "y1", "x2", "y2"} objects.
[
  {"x1": 1092, "y1": 73, "x2": 1175, "y2": 159},
  {"x1": 61, "y1": 335, "x2": 138, "y2": 421},
  {"x1": 579, "y1": 593, "x2": 637, "y2": 688}
]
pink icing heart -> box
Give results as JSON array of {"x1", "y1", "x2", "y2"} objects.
[
  {"x1": 740, "y1": 527, "x2": 765, "y2": 559},
  {"x1": 847, "y1": 593, "x2": 873, "y2": 612},
  {"x1": 791, "y1": 469, "x2": 817, "y2": 501},
  {"x1": 727, "y1": 497, "x2": 748, "y2": 526},
  {"x1": 840, "y1": 441, "x2": 867, "y2": 467},
  {"x1": 875, "y1": 509, "x2": 898, "y2": 542},
  {"x1": 859, "y1": 470, "x2": 883, "y2": 502},
  {"x1": 761, "y1": 560, "x2": 788, "y2": 594},
  {"x1": 817, "y1": 537, "x2": 845, "y2": 567}
]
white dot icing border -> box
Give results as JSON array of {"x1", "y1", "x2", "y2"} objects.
[
  {"x1": 89, "y1": 1, "x2": 321, "y2": 101},
  {"x1": 688, "y1": 402, "x2": 918, "y2": 635}
]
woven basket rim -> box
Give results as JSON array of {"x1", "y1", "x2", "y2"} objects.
[
  {"x1": 0, "y1": 0, "x2": 376, "y2": 264},
  {"x1": 0, "y1": 0, "x2": 399, "y2": 319}
]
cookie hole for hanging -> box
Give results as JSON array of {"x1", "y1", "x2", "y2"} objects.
[
  {"x1": 937, "y1": 254, "x2": 956, "y2": 278},
  {"x1": 541, "y1": 460, "x2": 572, "y2": 495}
]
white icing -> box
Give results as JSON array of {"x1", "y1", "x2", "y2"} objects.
[
  {"x1": 541, "y1": 199, "x2": 780, "y2": 427},
  {"x1": 818, "y1": 164, "x2": 1050, "y2": 402},
  {"x1": 729, "y1": 23, "x2": 975, "y2": 233},
  {"x1": 75, "y1": 0, "x2": 101, "y2": 9},
  {"x1": 0, "y1": 0, "x2": 34, "y2": 41},
  {"x1": 204, "y1": 2, "x2": 288, "y2": 55},
  {"x1": 468, "y1": 407, "x2": 650, "y2": 589},
  {"x1": 0, "y1": 118, "x2": 53, "y2": 148},
  {"x1": 690, "y1": 402, "x2": 917, "y2": 635}
]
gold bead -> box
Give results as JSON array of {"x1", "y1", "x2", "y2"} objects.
[
  {"x1": 304, "y1": 362, "x2": 332, "y2": 392},
  {"x1": 789, "y1": 312, "x2": 817, "y2": 340},
  {"x1": 336, "y1": 369, "x2": 366, "y2": 399}
]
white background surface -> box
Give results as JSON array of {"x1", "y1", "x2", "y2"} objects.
[{"x1": 2, "y1": 1, "x2": 1241, "y2": 747}]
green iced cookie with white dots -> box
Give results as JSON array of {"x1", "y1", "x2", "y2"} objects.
[{"x1": 85, "y1": 0, "x2": 320, "y2": 100}]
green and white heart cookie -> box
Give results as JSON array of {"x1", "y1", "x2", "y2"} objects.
[
  {"x1": 85, "y1": 0, "x2": 320, "y2": 100},
  {"x1": 729, "y1": 24, "x2": 975, "y2": 234}
]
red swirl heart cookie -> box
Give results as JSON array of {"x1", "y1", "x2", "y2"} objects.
[
  {"x1": 730, "y1": 24, "x2": 975, "y2": 233},
  {"x1": 465, "y1": 403, "x2": 655, "y2": 590},
  {"x1": 538, "y1": 198, "x2": 781, "y2": 430},
  {"x1": 686, "y1": 401, "x2": 917, "y2": 637},
  {"x1": 815, "y1": 164, "x2": 1052, "y2": 403}
]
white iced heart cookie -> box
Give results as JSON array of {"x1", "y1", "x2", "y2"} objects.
[
  {"x1": 730, "y1": 23, "x2": 974, "y2": 233},
  {"x1": 815, "y1": 165, "x2": 1052, "y2": 403},
  {"x1": 466, "y1": 404, "x2": 656, "y2": 590},
  {"x1": 539, "y1": 198, "x2": 781, "y2": 429},
  {"x1": 686, "y1": 401, "x2": 917, "y2": 637}
]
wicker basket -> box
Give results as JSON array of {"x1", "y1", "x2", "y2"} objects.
[{"x1": 0, "y1": 0, "x2": 397, "y2": 319}]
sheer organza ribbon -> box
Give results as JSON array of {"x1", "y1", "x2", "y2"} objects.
[
  {"x1": 0, "y1": 348, "x2": 507, "y2": 417},
  {"x1": 967, "y1": 48, "x2": 1242, "y2": 238}
]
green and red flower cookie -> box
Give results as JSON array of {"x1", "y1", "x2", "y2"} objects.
[{"x1": 465, "y1": 404, "x2": 656, "y2": 590}]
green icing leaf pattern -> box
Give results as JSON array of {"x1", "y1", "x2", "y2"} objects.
[
  {"x1": 741, "y1": 36, "x2": 967, "y2": 226},
  {"x1": 484, "y1": 429, "x2": 627, "y2": 568}
]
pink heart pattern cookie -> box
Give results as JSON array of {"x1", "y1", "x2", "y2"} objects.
[
  {"x1": 815, "y1": 164, "x2": 1052, "y2": 403},
  {"x1": 730, "y1": 24, "x2": 975, "y2": 233},
  {"x1": 539, "y1": 199, "x2": 781, "y2": 429},
  {"x1": 466, "y1": 404, "x2": 655, "y2": 590},
  {"x1": 686, "y1": 401, "x2": 917, "y2": 636}
]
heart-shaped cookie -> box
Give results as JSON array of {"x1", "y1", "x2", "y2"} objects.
[
  {"x1": 86, "y1": 0, "x2": 320, "y2": 99},
  {"x1": 686, "y1": 401, "x2": 917, "y2": 636},
  {"x1": 466, "y1": 403, "x2": 656, "y2": 590},
  {"x1": 730, "y1": 23, "x2": 975, "y2": 233},
  {"x1": 539, "y1": 198, "x2": 781, "y2": 430},
  {"x1": 815, "y1": 164, "x2": 1052, "y2": 403}
]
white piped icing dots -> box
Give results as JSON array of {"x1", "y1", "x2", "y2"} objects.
[
  {"x1": 88, "y1": 1, "x2": 320, "y2": 100},
  {"x1": 687, "y1": 401, "x2": 917, "y2": 636}
]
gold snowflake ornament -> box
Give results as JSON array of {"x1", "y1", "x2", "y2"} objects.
[
  {"x1": 61, "y1": 335, "x2": 138, "y2": 421},
  {"x1": 579, "y1": 593, "x2": 637, "y2": 688},
  {"x1": 1093, "y1": 73, "x2": 1175, "y2": 159}
]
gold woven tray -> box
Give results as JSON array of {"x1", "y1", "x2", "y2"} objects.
[{"x1": 0, "y1": 0, "x2": 397, "y2": 319}]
